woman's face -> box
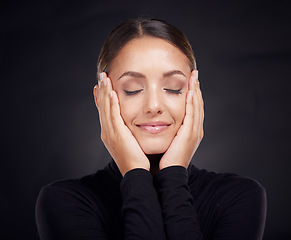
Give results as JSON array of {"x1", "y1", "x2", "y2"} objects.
[{"x1": 108, "y1": 37, "x2": 192, "y2": 154}]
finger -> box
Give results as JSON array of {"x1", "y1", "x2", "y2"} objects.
[
  {"x1": 98, "y1": 72, "x2": 106, "y2": 123},
  {"x1": 99, "y1": 72, "x2": 113, "y2": 101},
  {"x1": 194, "y1": 73, "x2": 204, "y2": 142},
  {"x1": 95, "y1": 73, "x2": 106, "y2": 130},
  {"x1": 93, "y1": 85, "x2": 99, "y2": 109},
  {"x1": 98, "y1": 72, "x2": 106, "y2": 104},
  {"x1": 181, "y1": 75, "x2": 195, "y2": 133},
  {"x1": 110, "y1": 90, "x2": 125, "y2": 133},
  {"x1": 197, "y1": 81, "x2": 204, "y2": 141},
  {"x1": 103, "y1": 76, "x2": 114, "y2": 134},
  {"x1": 189, "y1": 70, "x2": 197, "y2": 91},
  {"x1": 192, "y1": 75, "x2": 201, "y2": 140},
  {"x1": 98, "y1": 73, "x2": 112, "y2": 139},
  {"x1": 93, "y1": 85, "x2": 104, "y2": 129}
]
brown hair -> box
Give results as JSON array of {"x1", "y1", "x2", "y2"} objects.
[{"x1": 97, "y1": 18, "x2": 196, "y2": 80}]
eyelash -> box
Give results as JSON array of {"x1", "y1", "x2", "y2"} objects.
[
  {"x1": 123, "y1": 88, "x2": 182, "y2": 96},
  {"x1": 124, "y1": 89, "x2": 143, "y2": 95},
  {"x1": 163, "y1": 88, "x2": 182, "y2": 95}
]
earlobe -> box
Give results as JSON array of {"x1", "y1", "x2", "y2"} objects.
[{"x1": 93, "y1": 85, "x2": 99, "y2": 109}]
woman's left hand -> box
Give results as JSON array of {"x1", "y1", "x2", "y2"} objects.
[{"x1": 159, "y1": 70, "x2": 204, "y2": 170}]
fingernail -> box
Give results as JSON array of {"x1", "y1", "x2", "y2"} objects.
[
  {"x1": 110, "y1": 90, "x2": 113, "y2": 98},
  {"x1": 100, "y1": 72, "x2": 105, "y2": 81},
  {"x1": 99, "y1": 73, "x2": 104, "y2": 88},
  {"x1": 193, "y1": 70, "x2": 198, "y2": 80}
]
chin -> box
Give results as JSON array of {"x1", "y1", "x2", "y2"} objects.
[{"x1": 140, "y1": 143, "x2": 170, "y2": 155}]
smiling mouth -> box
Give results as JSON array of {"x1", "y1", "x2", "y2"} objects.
[{"x1": 136, "y1": 122, "x2": 171, "y2": 134}]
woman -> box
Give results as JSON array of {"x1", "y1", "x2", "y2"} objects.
[{"x1": 36, "y1": 18, "x2": 267, "y2": 240}]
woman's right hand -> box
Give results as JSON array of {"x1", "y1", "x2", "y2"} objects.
[{"x1": 93, "y1": 72, "x2": 150, "y2": 176}]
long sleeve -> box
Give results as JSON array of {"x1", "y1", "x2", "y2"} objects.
[
  {"x1": 120, "y1": 168, "x2": 166, "y2": 240},
  {"x1": 36, "y1": 168, "x2": 166, "y2": 240},
  {"x1": 35, "y1": 162, "x2": 266, "y2": 240},
  {"x1": 154, "y1": 165, "x2": 267, "y2": 240},
  {"x1": 154, "y1": 166, "x2": 203, "y2": 240}
]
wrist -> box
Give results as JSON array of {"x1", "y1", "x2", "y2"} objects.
[{"x1": 118, "y1": 162, "x2": 150, "y2": 177}]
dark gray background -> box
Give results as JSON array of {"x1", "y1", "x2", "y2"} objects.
[{"x1": 1, "y1": 0, "x2": 290, "y2": 239}]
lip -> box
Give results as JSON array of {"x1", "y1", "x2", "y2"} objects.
[{"x1": 136, "y1": 121, "x2": 171, "y2": 134}]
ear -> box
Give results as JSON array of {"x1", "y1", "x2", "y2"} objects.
[{"x1": 93, "y1": 85, "x2": 99, "y2": 110}]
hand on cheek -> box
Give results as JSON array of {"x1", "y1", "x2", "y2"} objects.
[
  {"x1": 94, "y1": 72, "x2": 150, "y2": 176},
  {"x1": 159, "y1": 70, "x2": 204, "y2": 170}
]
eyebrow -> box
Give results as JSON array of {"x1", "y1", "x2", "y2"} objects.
[
  {"x1": 163, "y1": 70, "x2": 186, "y2": 78},
  {"x1": 117, "y1": 70, "x2": 186, "y2": 80},
  {"x1": 117, "y1": 71, "x2": 146, "y2": 80}
]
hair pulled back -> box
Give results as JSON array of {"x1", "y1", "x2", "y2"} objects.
[{"x1": 97, "y1": 18, "x2": 196, "y2": 80}]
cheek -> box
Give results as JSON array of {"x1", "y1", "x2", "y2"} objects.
[
  {"x1": 167, "y1": 96, "x2": 186, "y2": 124},
  {"x1": 119, "y1": 97, "x2": 138, "y2": 126}
]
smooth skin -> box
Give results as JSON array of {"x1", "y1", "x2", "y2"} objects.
[
  {"x1": 108, "y1": 37, "x2": 191, "y2": 156},
  {"x1": 93, "y1": 37, "x2": 204, "y2": 176}
]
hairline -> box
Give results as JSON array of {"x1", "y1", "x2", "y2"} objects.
[{"x1": 106, "y1": 35, "x2": 193, "y2": 75}]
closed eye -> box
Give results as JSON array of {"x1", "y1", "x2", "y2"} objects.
[
  {"x1": 163, "y1": 88, "x2": 182, "y2": 94},
  {"x1": 124, "y1": 89, "x2": 143, "y2": 96}
]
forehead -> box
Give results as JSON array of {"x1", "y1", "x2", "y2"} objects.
[{"x1": 108, "y1": 37, "x2": 191, "y2": 76}]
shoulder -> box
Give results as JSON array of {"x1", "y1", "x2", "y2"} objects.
[
  {"x1": 35, "y1": 173, "x2": 109, "y2": 237},
  {"x1": 36, "y1": 166, "x2": 121, "y2": 217},
  {"x1": 188, "y1": 165, "x2": 266, "y2": 206},
  {"x1": 188, "y1": 166, "x2": 267, "y2": 239},
  {"x1": 218, "y1": 174, "x2": 266, "y2": 208},
  {"x1": 36, "y1": 168, "x2": 113, "y2": 209},
  {"x1": 35, "y1": 168, "x2": 121, "y2": 239},
  {"x1": 38, "y1": 178, "x2": 85, "y2": 199},
  {"x1": 36, "y1": 176, "x2": 96, "y2": 216}
]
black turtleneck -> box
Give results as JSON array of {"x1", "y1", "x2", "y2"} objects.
[{"x1": 36, "y1": 160, "x2": 266, "y2": 240}]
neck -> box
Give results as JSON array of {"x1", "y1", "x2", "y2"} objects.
[{"x1": 147, "y1": 153, "x2": 164, "y2": 176}]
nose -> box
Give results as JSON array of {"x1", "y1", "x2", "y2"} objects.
[{"x1": 143, "y1": 85, "x2": 164, "y2": 115}]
